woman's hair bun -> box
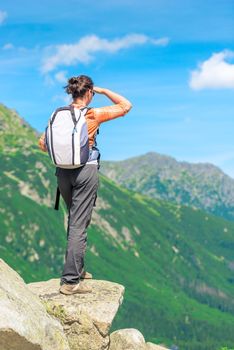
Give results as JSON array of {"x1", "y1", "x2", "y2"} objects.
[
  {"x1": 65, "y1": 75, "x2": 94, "y2": 99},
  {"x1": 68, "y1": 77, "x2": 79, "y2": 85}
]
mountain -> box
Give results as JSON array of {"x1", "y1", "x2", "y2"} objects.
[
  {"x1": 100, "y1": 153, "x2": 234, "y2": 221},
  {"x1": 1, "y1": 103, "x2": 234, "y2": 350}
]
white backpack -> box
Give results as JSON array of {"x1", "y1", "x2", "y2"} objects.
[{"x1": 45, "y1": 106, "x2": 90, "y2": 169}]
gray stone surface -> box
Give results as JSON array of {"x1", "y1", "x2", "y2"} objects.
[
  {"x1": 0, "y1": 259, "x2": 70, "y2": 350},
  {"x1": 109, "y1": 328, "x2": 147, "y2": 350},
  {"x1": 28, "y1": 278, "x2": 125, "y2": 350}
]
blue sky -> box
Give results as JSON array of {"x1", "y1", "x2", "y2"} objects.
[{"x1": 0, "y1": 0, "x2": 234, "y2": 177}]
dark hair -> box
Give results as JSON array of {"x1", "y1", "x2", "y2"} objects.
[{"x1": 65, "y1": 75, "x2": 94, "y2": 99}]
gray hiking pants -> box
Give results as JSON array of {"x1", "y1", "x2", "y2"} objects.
[{"x1": 55, "y1": 164, "x2": 99, "y2": 285}]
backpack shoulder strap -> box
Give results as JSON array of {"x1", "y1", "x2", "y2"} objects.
[
  {"x1": 80, "y1": 106, "x2": 90, "y2": 115},
  {"x1": 70, "y1": 106, "x2": 90, "y2": 126},
  {"x1": 69, "y1": 105, "x2": 78, "y2": 126},
  {"x1": 82, "y1": 106, "x2": 99, "y2": 135}
]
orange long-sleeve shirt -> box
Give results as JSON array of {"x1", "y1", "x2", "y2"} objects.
[{"x1": 38, "y1": 99, "x2": 132, "y2": 152}]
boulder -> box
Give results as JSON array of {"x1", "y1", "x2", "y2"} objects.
[
  {"x1": 0, "y1": 259, "x2": 69, "y2": 350},
  {"x1": 109, "y1": 328, "x2": 146, "y2": 350},
  {"x1": 28, "y1": 278, "x2": 125, "y2": 350},
  {"x1": 109, "y1": 329, "x2": 170, "y2": 350}
]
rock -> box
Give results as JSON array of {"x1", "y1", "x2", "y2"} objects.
[
  {"x1": 0, "y1": 259, "x2": 69, "y2": 350},
  {"x1": 146, "y1": 342, "x2": 169, "y2": 349},
  {"x1": 28, "y1": 278, "x2": 125, "y2": 350},
  {"x1": 109, "y1": 328, "x2": 146, "y2": 350}
]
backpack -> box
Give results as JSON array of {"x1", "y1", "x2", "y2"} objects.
[
  {"x1": 45, "y1": 105, "x2": 90, "y2": 169},
  {"x1": 45, "y1": 105, "x2": 100, "y2": 210}
]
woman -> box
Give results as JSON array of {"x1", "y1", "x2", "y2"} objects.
[{"x1": 39, "y1": 75, "x2": 132, "y2": 295}]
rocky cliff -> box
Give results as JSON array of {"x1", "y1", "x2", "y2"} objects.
[{"x1": 0, "y1": 259, "x2": 168, "y2": 350}]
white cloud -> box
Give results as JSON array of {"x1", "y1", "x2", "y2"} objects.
[
  {"x1": 0, "y1": 10, "x2": 7, "y2": 25},
  {"x1": 42, "y1": 34, "x2": 169, "y2": 73},
  {"x1": 54, "y1": 70, "x2": 68, "y2": 84},
  {"x1": 52, "y1": 94, "x2": 71, "y2": 105},
  {"x1": 189, "y1": 50, "x2": 234, "y2": 90},
  {"x1": 2, "y1": 43, "x2": 14, "y2": 50},
  {"x1": 44, "y1": 75, "x2": 55, "y2": 87},
  {"x1": 151, "y1": 37, "x2": 169, "y2": 46}
]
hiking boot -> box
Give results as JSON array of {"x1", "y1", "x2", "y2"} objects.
[
  {"x1": 80, "y1": 270, "x2": 93, "y2": 279},
  {"x1": 59, "y1": 281, "x2": 92, "y2": 295}
]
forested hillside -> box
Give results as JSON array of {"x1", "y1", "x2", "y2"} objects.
[{"x1": 1, "y1": 104, "x2": 234, "y2": 350}]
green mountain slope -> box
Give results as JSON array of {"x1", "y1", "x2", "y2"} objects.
[
  {"x1": 1, "y1": 104, "x2": 234, "y2": 350},
  {"x1": 100, "y1": 153, "x2": 234, "y2": 221}
]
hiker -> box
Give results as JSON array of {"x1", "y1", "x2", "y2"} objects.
[{"x1": 38, "y1": 75, "x2": 132, "y2": 295}]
